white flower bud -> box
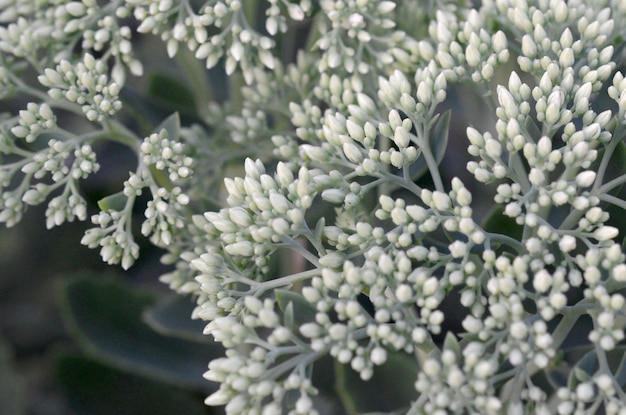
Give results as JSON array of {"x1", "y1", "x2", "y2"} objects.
[
  {"x1": 552, "y1": 191, "x2": 568, "y2": 206},
  {"x1": 554, "y1": 1, "x2": 568, "y2": 22},
  {"x1": 521, "y1": 35, "x2": 537, "y2": 57},
  {"x1": 244, "y1": 296, "x2": 263, "y2": 314},
  {"x1": 258, "y1": 308, "x2": 279, "y2": 328},
  {"x1": 465, "y1": 44, "x2": 481, "y2": 67},
  {"x1": 492, "y1": 31, "x2": 507, "y2": 53},
  {"x1": 431, "y1": 191, "x2": 451, "y2": 211},
  {"x1": 321, "y1": 189, "x2": 345, "y2": 204},
  {"x1": 448, "y1": 241, "x2": 467, "y2": 258},
  {"x1": 558, "y1": 235, "x2": 576, "y2": 252},
  {"x1": 346, "y1": 119, "x2": 365, "y2": 141},
  {"x1": 393, "y1": 126, "x2": 411, "y2": 148},
  {"x1": 537, "y1": 136, "x2": 552, "y2": 157},
  {"x1": 370, "y1": 347, "x2": 387, "y2": 366},
  {"x1": 271, "y1": 217, "x2": 289, "y2": 234},
  {"x1": 66, "y1": 2, "x2": 86, "y2": 16},
  {"x1": 378, "y1": 253, "x2": 394, "y2": 274},
  {"x1": 559, "y1": 48, "x2": 574, "y2": 68},
  {"x1": 594, "y1": 226, "x2": 618, "y2": 241},
  {"x1": 533, "y1": 269, "x2": 552, "y2": 293},
  {"x1": 225, "y1": 241, "x2": 254, "y2": 256},
  {"x1": 510, "y1": 321, "x2": 528, "y2": 340},
  {"x1": 613, "y1": 264, "x2": 626, "y2": 281},
  {"x1": 422, "y1": 276, "x2": 439, "y2": 296},
  {"x1": 343, "y1": 142, "x2": 363, "y2": 163},
  {"x1": 467, "y1": 129, "x2": 485, "y2": 150},
  {"x1": 485, "y1": 138, "x2": 502, "y2": 158},
  {"x1": 576, "y1": 383, "x2": 594, "y2": 402},
  {"x1": 395, "y1": 284, "x2": 412, "y2": 302},
  {"x1": 575, "y1": 171, "x2": 596, "y2": 187},
  {"x1": 497, "y1": 85, "x2": 518, "y2": 118},
  {"x1": 319, "y1": 252, "x2": 345, "y2": 268},
  {"x1": 377, "y1": 1, "x2": 396, "y2": 13},
  {"x1": 528, "y1": 168, "x2": 546, "y2": 186},
  {"x1": 416, "y1": 82, "x2": 432, "y2": 104},
  {"x1": 300, "y1": 323, "x2": 322, "y2": 338}
]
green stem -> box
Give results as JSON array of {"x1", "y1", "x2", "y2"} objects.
[
  {"x1": 257, "y1": 268, "x2": 320, "y2": 292},
  {"x1": 592, "y1": 134, "x2": 623, "y2": 194},
  {"x1": 334, "y1": 358, "x2": 359, "y2": 415},
  {"x1": 598, "y1": 193, "x2": 626, "y2": 211},
  {"x1": 597, "y1": 173, "x2": 626, "y2": 194}
]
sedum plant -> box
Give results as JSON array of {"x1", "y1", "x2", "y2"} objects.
[{"x1": 3, "y1": 0, "x2": 626, "y2": 414}]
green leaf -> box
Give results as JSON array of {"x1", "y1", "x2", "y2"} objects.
[
  {"x1": 58, "y1": 275, "x2": 221, "y2": 391},
  {"x1": 0, "y1": 336, "x2": 23, "y2": 415},
  {"x1": 275, "y1": 289, "x2": 317, "y2": 329},
  {"x1": 407, "y1": 110, "x2": 451, "y2": 181},
  {"x1": 56, "y1": 353, "x2": 211, "y2": 415},
  {"x1": 442, "y1": 332, "x2": 461, "y2": 359},
  {"x1": 524, "y1": 117, "x2": 542, "y2": 141},
  {"x1": 96, "y1": 191, "x2": 127, "y2": 211},
  {"x1": 567, "y1": 349, "x2": 598, "y2": 389},
  {"x1": 143, "y1": 295, "x2": 215, "y2": 344},
  {"x1": 155, "y1": 112, "x2": 181, "y2": 142},
  {"x1": 334, "y1": 349, "x2": 418, "y2": 414},
  {"x1": 147, "y1": 73, "x2": 197, "y2": 116},
  {"x1": 314, "y1": 216, "x2": 326, "y2": 243},
  {"x1": 598, "y1": 142, "x2": 626, "y2": 246},
  {"x1": 482, "y1": 205, "x2": 524, "y2": 242},
  {"x1": 613, "y1": 350, "x2": 626, "y2": 387}
]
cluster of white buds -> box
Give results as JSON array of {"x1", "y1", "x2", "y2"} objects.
[
  {"x1": 4, "y1": 0, "x2": 626, "y2": 414},
  {"x1": 38, "y1": 54, "x2": 122, "y2": 122},
  {"x1": 10, "y1": 103, "x2": 56, "y2": 143},
  {"x1": 0, "y1": 137, "x2": 99, "y2": 229},
  {"x1": 414, "y1": 339, "x2": 502, "y2": 415},
  {"x1": 315, "y1": 1, "x2": 419, "y2": 74},
  {"x1": 141, "y1": 186, "x2": 189, "y2": 247},
  {"x1": 82, "y1": 207, "x2": 140, "y2": 270},
  {"x1": 130, "y1": 0, "x2": 310, "y2": 83},
  {"x1": 140, "y1": 129, "x2": 194, "y2": 183},
  {"x1": 0, "y1": 1, "x2": 141, "y2": 85}
]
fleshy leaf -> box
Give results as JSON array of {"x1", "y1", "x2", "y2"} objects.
[
  {"x1": 334, "y1": 349, "x2": 418, "y2": 414},
  {"x1": 567, "y1": 349, "x2": 598, "y2": 389},
  {"x1": 275, "y1": 289, "x2": 317, "y2": 329},
  {"x1": 97, "y1": 191, "x2": 127, "y2": 211},
  {"x1": 147, "y1": 73, "x2": 197, "y2": 117},
  {"x1": 155, "y1": 112, "x2": 181, "y2": 143},
  {"x1": 407, "y1": 110, "x2": 451, "y2": 181},
  {"x1": 613, "y1": 350, "x2": 626, "y2": 387},
  {"x1": 143, "y1": 295, "x2": 215, "y2": 344},
  {"x1": 482, "y1": 205, "x2": 524, "y2": 243},
  {"x1": 56, "y1": 353, "x2": 211, "y2": 415},
  {"x1": 58, "y1": 275, "x2": 220, "y2": 390}
]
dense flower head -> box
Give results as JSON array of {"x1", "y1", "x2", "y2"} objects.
[{"x1": 3, "y1": 0, "x2": 626, "y2": 414}]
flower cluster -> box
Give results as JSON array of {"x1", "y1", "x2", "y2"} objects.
[
  {"x1": 130, "y1": 0, "x2": 311, "y2": 83},
  {"x1": 0, "y1": 0, "x2": 142, "y2": 83},
  {"x1": 38, "y1": 53, "x2": 122, "y2": 122},
  {"x1": 3, "y1": 0, "x2": 626, "y2": 414}
]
